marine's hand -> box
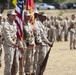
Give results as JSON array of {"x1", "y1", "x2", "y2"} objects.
[
  {"x1": 19, "y1": 47, "x2": 24, "y2": 54},
  {"x1": 13, "y1": 44, "x2": 18, "y2": 48},
  {"x1": 48, "y1": 42, "x2": 53, "y2": 47}
]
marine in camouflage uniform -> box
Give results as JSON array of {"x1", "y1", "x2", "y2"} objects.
[
  {"x1": 36, "y1": 12, "x2": 53, "y2": 75},
  {"x1": 69, "y1": 14, "x2": 76, "y2": 49},
  {"x1": 59, "y1": 16, "x2": 64, "y2": 41},
  {"x1": 24, "y1": 11, "x2": 35, "y2": 75},
  {"x1": 33, "y1": 10, "x2": 42, "y2": 75},
  {"x1": 63, "y1": 17, "x2": 69, "y2": 41},
  {"x1": 3, "y1": 11, "x2": 24, "y2": 75},
  {"x1": 55, "y1": 16, "x2": 63, "y2": 41},
  {"x1": 55, "y1": 18, "x2": 60, "y2": 41},
  {"x1": 53, "y1": 16, "x2": 57, "y2": 41},
  {"x1": 48, "y1": 16, "x2": 56, "y2": 42}
]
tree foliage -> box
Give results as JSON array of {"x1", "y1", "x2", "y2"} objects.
[
  {"x1": 34, "y1": 0, "x2": 42, "y2": 2},
  {"x1": 42, "y1": 0, "x2": 63, "y2": 3},
  {"x1": 0, "y1": 0, "x2": 7, "y2": 4},
  {"x1": 43, "y1": 0, "x2": 53, "y2": 3}
]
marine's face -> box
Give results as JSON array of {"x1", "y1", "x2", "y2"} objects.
[
  {"x1": 9, "y1": 15, "x2": 16, "y2": 21},
  {"x1": 71, "y1": 15, "x2": 75, "y2": 20},
  {"x1": 24, "y1": 15, "x2": 30, "y2": 21},
  {"x1": 41, "y1": 16, "x2": 46, "y2": 21},
  {"x1": 34, "y1": 13, "x2": 38, "y2": 18},
  {"x1": 39, "y1": 15, "x2": 42, "y2": 20}
]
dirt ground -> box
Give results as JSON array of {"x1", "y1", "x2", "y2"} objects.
[
  {"x1": 1, "y1": 40, "x2": 76, "y2": 75},
  {"x1": 0, "y1": 9, "x2": 76, "y2": 75},
  {"x1": 44, "y1": 41, "x2": 76, "y2": 75}
]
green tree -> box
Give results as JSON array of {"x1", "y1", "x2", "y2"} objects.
[
  {"x1": 0, "y1": 0, "x2": 7, "y2": 13},
  {"x1": 34, "y1": 0, "x2": 42, "y2": 2},
  {"x1": 0, "y1": 0, "x2": 7, "y2": 4},
  {"x1": 42, "y1": 0, "x2": 63, "y2": 3},
  {"x1": 43, "y1": 0, "x2": 53, "y2": 3},
  {"x1": 54, "y1": 0, "x2": 60, "y2": 2}
]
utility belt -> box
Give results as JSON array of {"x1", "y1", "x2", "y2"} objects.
[
  {"x1": 4, "y1": 37, "x2": 17, "y2": 47},
  {"x1": 25, "y1": 37, "x2": 34, "y2": 47}
]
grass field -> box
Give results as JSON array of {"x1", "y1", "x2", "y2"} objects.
[
  {"x1": 2, "y1": 9, "x2": 76, "y2": 18},
  {"x1": 39, "y1": 9, "x2": 76, "y2": 18}
]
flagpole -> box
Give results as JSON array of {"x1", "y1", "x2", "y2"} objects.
[
  {"x1": 26, "y1": 0, "x2": 35, "y2": 75},
  {"x1": 12, "y1": 0, "x2": 24, "y2": 75},
  {"x1": 19, "y1": 38, "x2": 24, "y2": 75},
  {"x1": 19, "y1": 8, "x2": 24, "y2": 75},
  {"x1": 21, "y1": 31, "x2": 24, "y2": 75}
]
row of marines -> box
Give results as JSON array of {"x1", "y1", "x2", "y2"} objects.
[
  {"x1": 45, "y1": 13, "x2": 76, "y2": 49},
  {"x1": 0, "y1": 10, "x2": 53, "y2": 75},
  {"x1": 0, "y1": 9, "x2": 76, "y2": 75}
]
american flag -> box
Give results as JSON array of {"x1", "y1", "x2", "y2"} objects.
[{"x1": 15, "y1": 0, "x2": 24, "y2": 41}]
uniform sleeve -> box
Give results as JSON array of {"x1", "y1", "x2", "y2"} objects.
[
  {"x1": 41, "y1": 33, "x2": 50, "y2": 44},
  {"x1": 39, "y1": 21, "x2": 50, "y2": 44},
  {"x1": 40, "y1": 26, "x2": 50, "y2": 44},
  {"x1": 3, "y1": 22, "x2": 15, "y2": 46}
]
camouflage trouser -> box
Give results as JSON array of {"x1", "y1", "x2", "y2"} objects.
[
  {"x1": 48, "y1": 29, "x2": 53, "y2": 42},
  {"x1": 37, "y1": 45, "x2": 47, "y2": 75},
  {"x1": 25, "y1": 46, "x2": 34, "y2": 74},
  {"x1": 53, "y1": 29, "x2": 56, "y2": 41},
  {"x1": 70, "y1": 32, "x2": 76, "y2": 48},
  {"x1": 64, "y1": 31, "x2": 68, "y2": 41},
  {"x1": 4, "y1": 44, "x2": 18, "y2": 75},
  {"x1": 33, "y1": 45, "x2": 40, "y2": 74},
  {"x1": 19, "y1": 43, "x2": 27, "y2": 75},
  {"x1": 56, "y1": 29, "x2": 62, "y2": 41}
]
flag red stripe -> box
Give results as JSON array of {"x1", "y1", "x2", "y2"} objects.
[
  {"x1": 15, "y1": 0, "x2": 24, "y2": 42},
  {"x1": 15, "y1": 10, "x2": 22, "y2": 21},
  {"x1": 15, "y1": 20, "x2": 23, "y2": 37},
  {"x1": 16, "y1": 32, "x2": 21, "y2": 40}
]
